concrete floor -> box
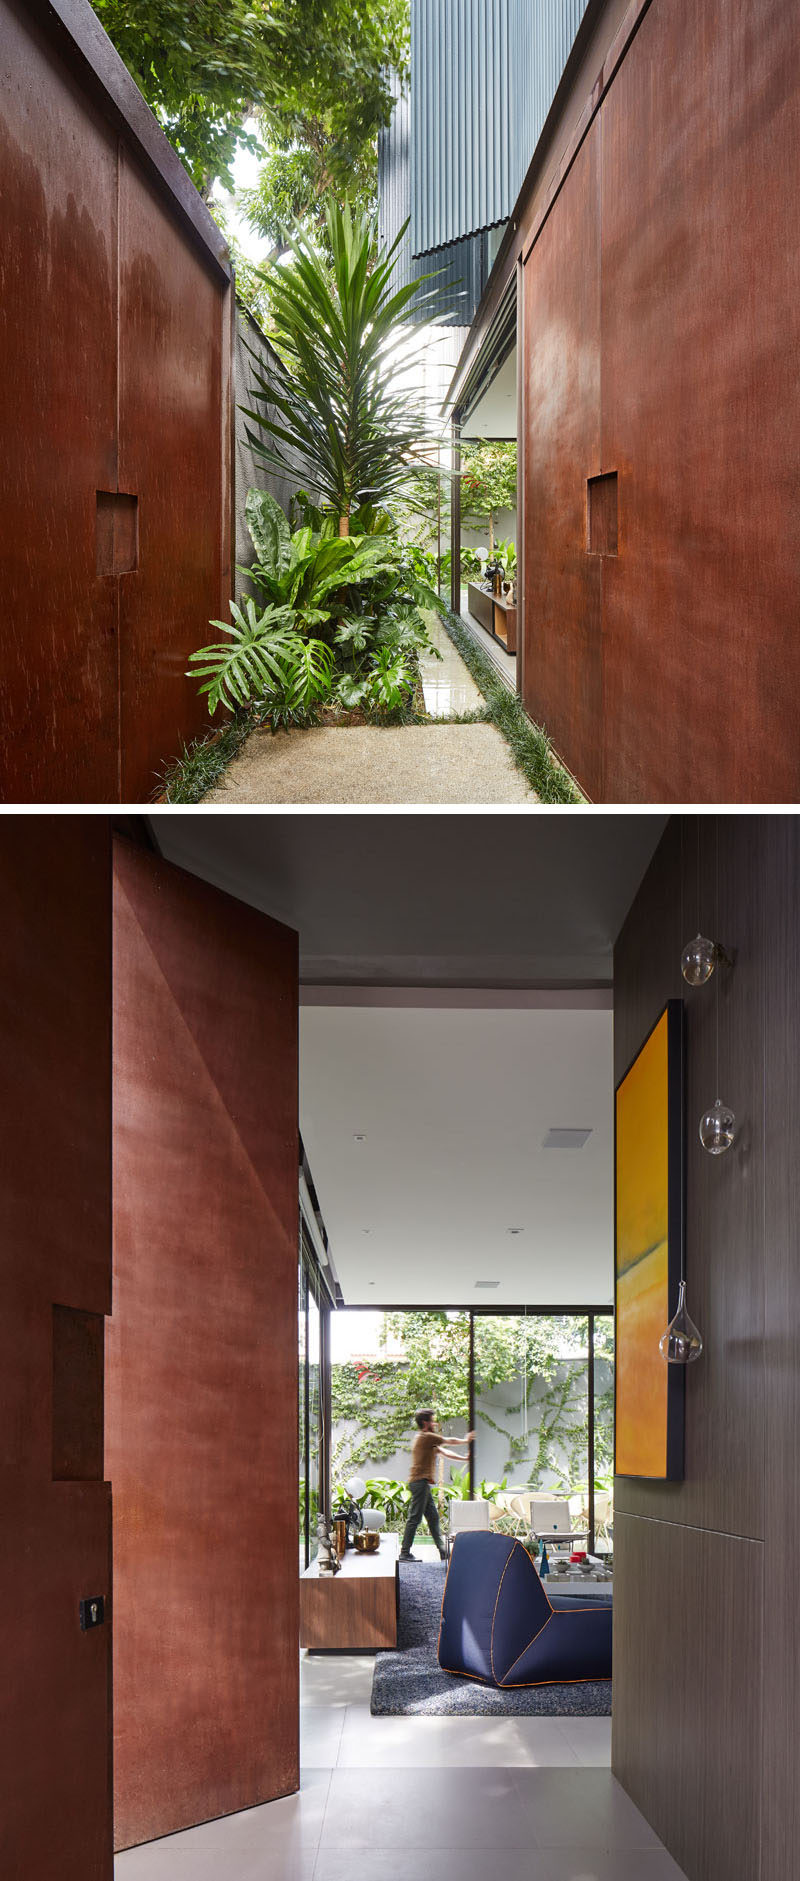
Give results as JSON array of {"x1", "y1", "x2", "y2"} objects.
[
  {"x1": 202, "y1": 721, "x2": 536, "y2": 804},
  {"x1": 201, "y1": 617, "x2": 536, "y2": 804},
  {"x1": 114, "y1": 1648, "x2": 688, "y2": 1880}
]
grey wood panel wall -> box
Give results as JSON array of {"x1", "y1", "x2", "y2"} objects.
[{"x1": 612, "y1": 814, "x2": 799, "y2": 1881}]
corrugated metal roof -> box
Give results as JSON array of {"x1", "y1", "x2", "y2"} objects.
[{"x1": 410, "y1": 0, "x2": 589, "y2": 256}]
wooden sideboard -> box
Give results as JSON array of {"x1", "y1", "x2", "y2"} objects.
[
  {"x1": 467, "y1": 582, "x2": 517, "y2": 654},
  {"x1": 300, "y1": 1534, "x2": 399, "y2": 1649}
]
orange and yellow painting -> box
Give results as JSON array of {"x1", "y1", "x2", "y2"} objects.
[{"x1": 615, "y1": 1008, "x2": 674, "y2": 1478}]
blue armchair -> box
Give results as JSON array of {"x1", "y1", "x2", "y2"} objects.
[{"x1": 437, "y1": 1531, "x2": 612, "y2": 1688}]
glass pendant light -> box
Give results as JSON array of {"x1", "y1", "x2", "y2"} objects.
[
  {"x1": 699, "y1": 1095, "x2": 735, "y2": 1154},
  {"x1": 681, "y1": 932, "x2": 718, "y2": 985},
  {"x1": 659, "y1": 1280, "x2": 704, "y2": 1364}
]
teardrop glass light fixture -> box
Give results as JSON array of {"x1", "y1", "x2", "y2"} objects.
[
  {"x1": 659, "y1": 1280, "x2": 704, "y2": 1364},
  {"x1": 699, "y1": 1096, "x2": 735, "y2": 1155},
  {"x1": 681, "y1": 932, "x2": 718, "y2": 985}
]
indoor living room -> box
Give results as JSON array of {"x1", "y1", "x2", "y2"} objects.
[{"x1": 5, "y1": 812, "x2": 796, "y2": 1881}]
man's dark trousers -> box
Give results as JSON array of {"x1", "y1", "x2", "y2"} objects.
[{"x1": 401, "y1": 1478, "x2": 445, "y2": 1557}]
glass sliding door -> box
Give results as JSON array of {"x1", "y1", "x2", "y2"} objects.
[
  {"x1": 329, "y1": 1309, "x2": 470, "y2": 1536},
  {"x1": 592, "y1": 1313, "x2": 614, "y2": 1553},
  {"x1": 307, "y1": 1289, "x2": 321, "y2": 1547},
  {"x1": 298, "y1": 1242, "x2": 328, "y2": 1570},
  {"x1": 298, "y1": 1259, "x2": 308, "y2": 1569}
]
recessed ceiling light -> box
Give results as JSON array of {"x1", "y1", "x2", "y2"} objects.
[
  {"x1": 542, "y1": 1128, "x2": 593, "y2": 1150},
  {"x1": 474, "y1": 1280, "x2": 499, "y2": 1289}
]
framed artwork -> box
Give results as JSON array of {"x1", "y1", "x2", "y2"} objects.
[{"x1": 615, "y1": 1000, "x2": 685, "y2": 1481}]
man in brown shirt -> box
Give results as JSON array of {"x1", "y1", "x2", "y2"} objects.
[{"x1": 400, "y1": 1410, "x2": 474, "y2": 1561}]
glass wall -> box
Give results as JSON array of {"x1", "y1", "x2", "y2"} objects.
[
  {"x1": 298, "y1": 1263, "x2": 307, "y2": 1570},
  {"x1": 328, "y1": 1305, "x2": 614, "y2": 1553},
  {"x1": 298, "y1": 1242, "x2": 328, "y2": 1570},
  {"x1": 473, "y1": 1313, "x2": 589, "y2": 1499},
  {"x1": 330, "y1": 1309, "x2": 470, "y2": 1531},
  {"x1": 593, "y1": 1314, "x2": 615, "y2": 1552}
]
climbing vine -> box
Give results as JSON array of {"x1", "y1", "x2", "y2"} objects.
[{"x1": 331, "y1": 1311, "x2": 614, "y2": 1492}]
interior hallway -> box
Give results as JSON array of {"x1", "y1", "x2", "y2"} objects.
[{"x1": 114, "y1": 1645, "x2": 688, "y2": 1880}]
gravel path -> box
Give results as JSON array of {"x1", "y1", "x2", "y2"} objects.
[{"x1": 201, "y1": 721, "x2": 537, "y2": 804}]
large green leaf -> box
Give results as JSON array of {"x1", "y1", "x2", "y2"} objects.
[{"x1": 245, "y1": 487, "x2": 291, "y2": 573}]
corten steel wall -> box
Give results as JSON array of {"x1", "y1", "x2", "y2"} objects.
[
  {"x1": 0, "y1": 819, "x2": 113, "y2": 1880},
  {"x1": 518, "y1": 0, "x2": 800, "y2": 801},
  {"x1": 108, "y1": 840, "x2": 299, "y2": 1849},
  {"x1": 0, "y1": 0, "x2": 232, "y2": 804},
  {"x1": 612, "y1": 814, "x2": 800, "y2": 1881}
]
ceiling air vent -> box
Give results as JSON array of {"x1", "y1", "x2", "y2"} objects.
[
  {"x1": 474, "y1": 1280, "x2": 499, "y2": 1289},
  {"x1": 542, "y1": 1128, "x2": 593, "y2": 1150}
]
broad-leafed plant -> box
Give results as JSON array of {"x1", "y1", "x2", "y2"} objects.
[{"x1": 188, "y1": 595, "x2": 333, "y2": 724}]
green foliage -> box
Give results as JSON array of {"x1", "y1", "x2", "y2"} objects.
[
  {"x1": 189, "y1": 489, "x2": 438, "y2": 727},
  {"x1": 494, "y1": 537, "x2": 517, "y2": 578},
  {"x1": 95, "y1": 0, "x2": 409, "y2": 198},
  {"x1": 244, "y1": 489, "x2": 401, "y2": 626},
  {"x1": 156, "y1": 713, "x2": 253, "y2": 803},
  {"x1": 244, "y1": 199, "x2": 440, "y2": 531},
  {"x1": 188, "y1": 594, "x2": 333, "y2": 720},
  {"x1": 460, "y1": 441, "x2": 518, "y2": 549},
  {"x1": 331, "y1": 1312, "x2": 614, "y2": 1503}
]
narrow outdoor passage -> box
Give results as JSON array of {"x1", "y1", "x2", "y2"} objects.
[{"x1": 201, "y1": 622, "x2": 536, "y2": 803}]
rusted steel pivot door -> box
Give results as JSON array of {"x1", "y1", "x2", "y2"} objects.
[
  {"x1": 0, "y1": 818, "x2": 113, "y2": 1880},
  {"x1": 108, "y1": 840, "x2": 299, "y2": 1849}
]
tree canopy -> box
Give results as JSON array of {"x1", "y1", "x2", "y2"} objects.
[{"x1": 94, "y1": 0, "x2": 410, "y2": 198}]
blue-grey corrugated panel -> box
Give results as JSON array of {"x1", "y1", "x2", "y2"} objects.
[
  {"x1": 411, "y1": 0, "x2": 589, "y2": 256},
  {"x1": 379, "y1": 71, "x2": 489, "y2": 324}
]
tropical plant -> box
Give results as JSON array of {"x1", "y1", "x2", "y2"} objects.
[
  {"x1": 495, "y1": 537, "x2": 517, "y2": 578},
  {"x1": 243, "y1": 199, "x2": 439, "y2": 535},
  {"x1": 244, "y1": 489, "x2": 400, "y2": 631},
  {"x1": 189, "y1": 488, "x2": 438, "y2": 726},
  {"x1": 188, "y1": 596, "x2": 333, "y2": 721}
]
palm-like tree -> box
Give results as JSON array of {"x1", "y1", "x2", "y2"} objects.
[{"x1": 243, "y1": 200, "x2": 437, "y2": 535}]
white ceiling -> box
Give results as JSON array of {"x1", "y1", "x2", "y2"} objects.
[
  {"x1": 461, "y1": 347, "x2": 517, "y2": 439},
  {"x1": 300, "y1": 1002, "x2": 613, "y2": 1307}
]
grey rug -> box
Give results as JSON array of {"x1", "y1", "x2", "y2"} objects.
[{"x1": 370, "y1": 1561, "x2": 612, "y2": 1717}]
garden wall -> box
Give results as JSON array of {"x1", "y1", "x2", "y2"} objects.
[
  {"x1": 0, "y1": 0, "x2": 232, "y2": 804},
  {"x1": 233, "y1": 305, "x2": 310, "y2": 575}
]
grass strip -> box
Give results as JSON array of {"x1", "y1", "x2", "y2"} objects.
[
  {"x1": 434, "y1": 608, "x2": 584, "y2": 804},
  {"x1": 156, "y1": 713, "x2": 253, "y2": 804}
]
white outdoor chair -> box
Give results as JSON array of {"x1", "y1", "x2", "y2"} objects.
[{"x1": 447, "y1": 1498, "x2": 490, "y2": 1555}]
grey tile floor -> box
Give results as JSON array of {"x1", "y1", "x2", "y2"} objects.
[{"x1": 114, "y1": 1648, "x2": 689, "y2": 1880}]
